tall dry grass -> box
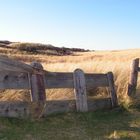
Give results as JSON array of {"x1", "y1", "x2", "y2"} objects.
[
  {"x1": 43, "y1": 49, "x2": 140, "y2": 103},
  {"x1": 0, "y1": 48, "x2": 140, "y2": 105}
]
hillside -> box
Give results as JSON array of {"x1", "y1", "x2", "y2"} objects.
[{"x1": 0, "y1": 40, "x2": 89, "y2": 56}]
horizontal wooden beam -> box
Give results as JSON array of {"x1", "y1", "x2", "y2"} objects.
[
  {"x1": 0, "y1": 71, "x2": 109, "y2": 89},
  {"x1": 0, "y1": 71, "x2": 29, "y2": 89},
  {"x1": 44, "y1": 98, "x2": 111, "y2": 116},
  {"x1": 137, "y1": 67, "x2": 140, "y2": 72},
  {"x1": 44, "y1": 72, "x2": 108, "y2": 88},
  {"x1": 0, "y1": 98, "x2": 111, "y2": 118},
  {"x1": 85, "y1": 73, "x2": 109, "y2": 88},
  {"x1": 44, "y1": 72, "x2": 74, "y2": 88},
  {"x1": 0, "y1": 56, "x2": 33, "y2": 72},
  {"x1": 0, "y1": 101, "x2": 29, "y2": 118}
]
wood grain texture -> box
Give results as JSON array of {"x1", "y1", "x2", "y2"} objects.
[
  {"x1": 0, "y1": 101, "x2": 29, "y2": 118},
  {"x1": 0, "y1": 55, "x2": 33, "y2": 72},
  {"x1": 107, "y1": 72, "x2": 118, "y2": 107},
  {"x1": 85, "y1": 73, "x2": 109, "y2": 88},
  {"x1": 137, "y1": 67, "x2": 140, "y2": 72},
  {"x1": 73, "y1": 69, "x2": 88, "y2": 112},
  {"x1": 0, "y1": 71, "x2": 29, "y2": 89},
  {"x1": 44, "y1": 71, "x2": 74, "y2": 88},
  {"x1": 0, "y1": 98, "x2": 112, "y2": 118},
  {"x1": 0, "y1": 71, "x2": 108, "y2": 89},
  {"x1": 44, "y1": 71, "x2": 109, "y2": 88},
  {"x1": 29, "y1": 62, "x2": 46, "y2": 102},
  {"x1": 127, "y1": 58, "x2": 139, "y2": 96}
]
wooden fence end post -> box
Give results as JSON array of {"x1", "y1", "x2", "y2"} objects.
[
  {"x1": 29, "y1": 62, "x2": 46, "y2": 102},
  {"x1": 127, "y1": 58, "x2": 139, "y2": 96},
  {"x1": 73, "y1": 69, "x2": 88, "y2": 112},
  {"x1": 107, "y1": 72, "x2": 118, "y2": 108}
]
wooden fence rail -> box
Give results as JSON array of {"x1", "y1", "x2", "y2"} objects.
[
  {"x1": 0, "y1": 72, "x2": 109, "y2": 89},
  {"x1": 0, "y1": 56, "x2": 118, "y2": 118}
]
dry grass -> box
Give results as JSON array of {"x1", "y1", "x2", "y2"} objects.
[
  {"x1": 1, "y1": 47, "x2": 140, "y2": 105},
  {"x1": 43, "y1": 49, "x2": 140, "y2": 103}
]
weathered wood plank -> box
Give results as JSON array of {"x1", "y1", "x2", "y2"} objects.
[
  {"x1": 127, "y1": 58, "x2": 139, "y2": 96},
  {"x1": 44, "y1": 100, "x2": 76, "y2": 115},
  {"x1": 107, "y1": 72, "x2": 118, "y2": 107},
  {"x1": 0, "y1": 55, "x2": 33, "y2": 72},
  {"x1": 0, "y1": 98, "x2": 112, "y2": 118},
  {"x1": 0, "y1": 71, "x2": 29, "y2": 89},
  {"x1": 87, "y1": 98, "x2": 111, "y2": 111},
  {"x1": 137, "y1": 67, "x2": 140, "y2": 72},
  {"x1": 29, "y1": 62, "x2": 46, "y2": 102},
  {"x1": 44, "y1": 98, "x2": 111, "y2": 116},
  {"x1": 44, "y1": 72, "x2": 108, "y2": 88},
  {"x1": 44, "y1": 72, "x2": 74, "y2": 88},
  {"x1": 85, "y1": 74, "x2": 109, "y2": 88},
  {"x1": 0, "y1": 101, "x2": 29, "y2": 118},
  {"x1": 73, "y1": 69, "x2": 88, "y2": 112},
  {"x1": 0, "y1": 72, "x2": 108, "y2": 89}
]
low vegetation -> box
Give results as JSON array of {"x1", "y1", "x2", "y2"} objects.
[
  {"x1": 0, "y1": 41, "x2": 89, "y2": 56},
  {"x1": 0, "y1": 41, "x2": 140, "y2": 139},
  {"x1": 0, "y1": 107, "x2": 140, "y2": 140}
]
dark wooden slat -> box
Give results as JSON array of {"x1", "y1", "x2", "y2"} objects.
[
  {"x1": 44, "y1": 72, "x2": 108, "y2": 89},
  {"x1": 88, "y1": 98, "x2": 111, "y2": 111},
  {"x1": 44, "y1": 98, "x2": 112, "y2": 115},
  {"x1": 0, "y1": 71, "x2": 108, "y2": 89},
  {"x1": 29, "y1": 62, "x2": 46, "y2": 102},
  {"x1": 127, "y1": 58, "x2": 139, "y2": 96},
  {"x1": 44, "y1": 100, "x2": 76, "y2": 115},
  {"x1": 0, "y1": 56, "x2": 33, "y2": 72},
  {"x1": 0, "y1": 101, "x2": 29, "y2": 118},
  {"x1": 137, "y1": 67, "x2": 140, "y2": 72},
  {"x1": 44, "y1": 72, "x2": 74, "y2": 88},
  {"x1": 85, "y1": 74, "x2": 109, "y2": 88},
  {"x1": 0, "y1": 98, "x2": 112, "y2": 118},
  {"x1": 0, "y1": 71, "x2": 29, "y2": 89},
  {"x1": 107, "y1": 72, "x2": 118, "y2": 107}
]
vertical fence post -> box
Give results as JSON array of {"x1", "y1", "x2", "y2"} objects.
[
  {"x1": 127, "y1": 58, "x2": 139, "y2": 96},
  {"x1": 73, "y1": 69, "x2": 88, "y2": 112},
  {"x1": 29, "y1": 62, "x2": 46, "y2": 102},
  {"x1": 107, "y1": 72, "x2": 118, "y2": 108}
]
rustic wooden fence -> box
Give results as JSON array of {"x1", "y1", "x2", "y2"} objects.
[
  {"x1": 0, "y1": 56, "x2": 118, "y2": 118},
  {"x1": 128, "y1": 58, "x2": 140, "y2": 96}
]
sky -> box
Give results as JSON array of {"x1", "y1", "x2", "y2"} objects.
[{"x1": 0, "y1": 0, "x2": 140, "y2": 50}]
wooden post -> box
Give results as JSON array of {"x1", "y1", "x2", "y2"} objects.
[
  {"x1": 127, "y1": 58, "x2": 139, "y2": 96},
  {"x1": 73, "y1": 69, "x2": 88, "y2": 112},
  {"x1": 29, "y1": 62, "x2": 46, "y2": 102},
  {"x1": 107, "y1": 72, "x2": 118, "y2": 108}
]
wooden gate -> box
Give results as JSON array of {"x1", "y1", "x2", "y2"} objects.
[{"x1": 0, "y1": 56, "x2": 118, "y2": 118}]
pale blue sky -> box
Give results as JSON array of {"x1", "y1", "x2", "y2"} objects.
[{"x1": 0, "y1": 0, "x2": 140, "y2": 50}]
